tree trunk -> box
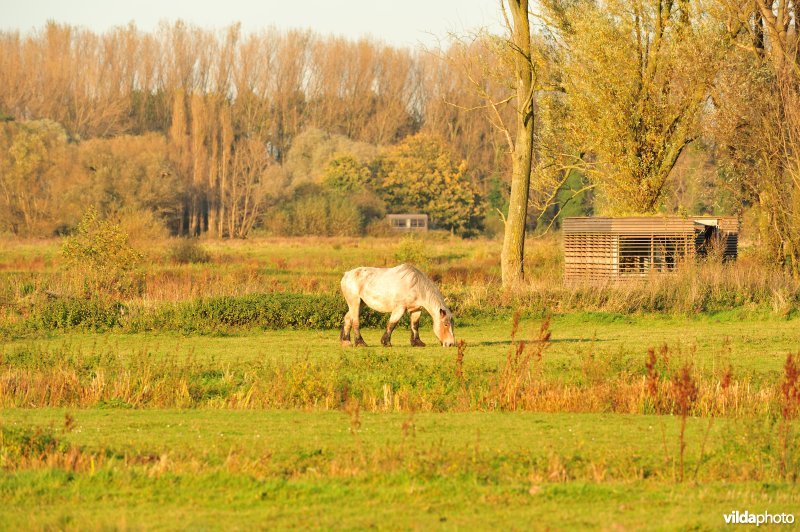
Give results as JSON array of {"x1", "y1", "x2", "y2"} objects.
[
  {"x1": 501, "y1": 0, "x2": 535, "y2": 289},
  {"x1": 207, "y1": 123, "x2": 219, "y2": 238}
]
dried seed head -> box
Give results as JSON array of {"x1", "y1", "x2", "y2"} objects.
[
  {"x1": 645, "y1": 347, "x2": 659, "y2": 399},
  {"x1": 672, "y1": 364, "x2": 698, "y2": 415}
]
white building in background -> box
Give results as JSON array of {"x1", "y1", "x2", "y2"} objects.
[{"x1": 386, "y1": 214, "x2": 428, "y2": 232}]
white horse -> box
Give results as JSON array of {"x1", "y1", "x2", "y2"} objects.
[{"x1": 340, "y1": 263, "x2": 456, "y2": 348}]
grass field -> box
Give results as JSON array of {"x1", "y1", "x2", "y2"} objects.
[
  {"x1": 4, "y1": 311, "x2": 798, "y2": 380},
  {"x1": 2, "y1": 236, "x2": 800, "y2": 529},
  {"x1": 2, "y1": 409, "x2": 799, "y2": 529}
]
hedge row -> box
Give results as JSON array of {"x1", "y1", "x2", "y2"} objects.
[
  {"x1": 131, "y1": 293, "x2": 388, "y2": 333},
  {"x1": 6, "y1": 293, "x2": 396, "y2": 335}
]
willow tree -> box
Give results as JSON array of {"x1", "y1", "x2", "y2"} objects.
[
  {"x1": 712, "y1": 0, "x2": 800, "y2": 273},
  {"x1": 544, "y1": 0, "x2": 722, "y2": 214}
]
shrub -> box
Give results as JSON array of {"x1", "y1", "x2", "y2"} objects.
[
  {"x1": 116, "y1": 208, "x2": 169, "y2": 250},
  {"x1": 268, "y1": 191, "x2": 364, "y2": 237},
  {"x1": 394, "y1": 235, "x2": 429, "y2": 268},
  {"x1": 290, "y1": 195, "x2": 330, "y2": 235},
  {"x1": 263, "y1": 209, "x2": 291, "y2": 236},
  {"x1": 365, "y1": 218, "x2": 393, "y2": 236},
  {"x1": 169, "y1": 238, "x2": 210, "y2": 264},
  {"x1": 61, "y1": 208, "x2": 144, "y2": 298},
  {"x1": 30, "y1": 298, "x2": 124, "y2": 332},
  {"x1": 327, "y1": 197, "x2": 362, "y2": 237}
]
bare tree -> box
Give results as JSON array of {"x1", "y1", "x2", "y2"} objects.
[
  {"x1": 168, "y1": 89, "x2": 191, "y2": 234},
  {"x1": 189, "y1": 92, "x2": 208, "y2": 235},
  {"x1": 226, "y1": 138, "x2": 273, "y2": 238},
  {"x1": 218, "y1": 103, "x2": 234, "y2": 237}
]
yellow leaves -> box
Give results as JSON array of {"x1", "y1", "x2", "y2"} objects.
[
  {"x1": 550, "y1": 0, "x2": 716, "y2": 213},
  {"x1": 377, "y1": 133, "x2": 482, "y2": 235}
]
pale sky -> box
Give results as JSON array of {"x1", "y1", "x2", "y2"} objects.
[{"x1": 2, "y1": 0, "x2": 506, "y2": 48}]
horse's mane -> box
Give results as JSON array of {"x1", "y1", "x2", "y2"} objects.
[{"x1": 397, "y1": 263, "x2": 447, "y2": 311}]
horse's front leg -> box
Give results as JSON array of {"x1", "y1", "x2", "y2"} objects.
[
  {"x1": 381, "y1": 307, "x2": 405, "y2": 347},
  {"x1": 409, "y1": 310, "x2": 426, "y2": 347}
]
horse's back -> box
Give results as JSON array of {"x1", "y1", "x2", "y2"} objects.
[
  {"x1": 342, "y1": 263, "x2": 420, "y2": 288},
  {"x1": 341, "y1": 264, "x2": 426, "y2": 312},
  {"x1": 341, "y1": 266, "x2": 379, "y2": 289},
  {"x1": 340, "y1": 266, "x2": 380, "y2": 302}
]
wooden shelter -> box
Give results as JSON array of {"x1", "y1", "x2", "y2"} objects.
[
  {"x1": 563, "y1": 216, "x2": 738, "y2": 283},
  {"x1": 387, "y1": 214, "x2": 428, "y2": 231}
]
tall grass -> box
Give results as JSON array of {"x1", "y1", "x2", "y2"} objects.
[
  {"x1": 780, "y1": 353, "x2": 800, "y2": 479},
  {"x1": 455, "y1": 257, "x2": 800, "y2": 316},
  {"x1": 3, "y1": 236, "x2": 800, "y2": 333},
  {"x1": 0, "y1": 337, "x2": 787, "y2": 417},
  {"x1": 3, "y1": 260, "x2": 798, "y2": 339}
]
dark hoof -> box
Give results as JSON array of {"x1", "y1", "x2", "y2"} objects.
[
  {"x1": 381, "y1": 332, "x2": 392, "y2": 347},
  {"x1": 355, "y1": 338, "x2": 368, "y2": 348},
  {"x1": 411, "y1": 338, "x2": 426, "y2": 347}
]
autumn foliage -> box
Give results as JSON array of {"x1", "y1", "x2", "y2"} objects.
[{"x1": 377, "y1": 134, "x2": 482, "y2": 236}]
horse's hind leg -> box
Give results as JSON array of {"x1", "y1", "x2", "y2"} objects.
[
  {"x1": 341, "y1": 275, "x2": 365, "y2": 347},
  {"x1": 410, "y1": 310, "x2": 426, "y2": 347},
  {"x1": 342, "y1": 296, "x2": 367, "y2": 347},
  {"x1": 381, "y1": 307, "x2": 405, "y2": 347},
  {"x1": 349, "y1": 299, "x2": 367, "y2": 347}
]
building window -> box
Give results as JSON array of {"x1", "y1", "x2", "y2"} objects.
[{"x1": 387, "y1": 214, "x2": 428, "y2": 231}]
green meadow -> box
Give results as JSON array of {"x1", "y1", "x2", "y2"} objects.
[{"x1": 2, "y1": 236, "x2": 800, "y2": 529}]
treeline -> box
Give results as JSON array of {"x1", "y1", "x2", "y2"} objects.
[
  {"x1": 0, "y1": 23, "x2": 510, "y2": 238},
  {"x1": 2, "y1": 0, "x2": 800, "y2": 272}
]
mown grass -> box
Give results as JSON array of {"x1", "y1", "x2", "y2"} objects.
[
  {"x1": 5, "y1": 472, "x2": 796, "y2": 530},
  {"x1": 1, "y1": 409, "x2": 798, "y2": 529},
  {"x1": 4, "y1": 313, "x2": 796, "y2": 377}
]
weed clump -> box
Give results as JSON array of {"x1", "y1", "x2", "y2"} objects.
[
  {"x1": 779, "y1": 352, "x2": 800, "y2": 479},
  {"x1": 169, "y1": 239, "x2": 210, "y2": 264},
  {"x1": 0, "y1": 425, "x2": 64, "y2": 465},
  {"x1": 671, "y1": 363, "x2": 698, "y2": 482},
  {"x1": 494, "y1": 312, "x2": 551, "y2": 410}
]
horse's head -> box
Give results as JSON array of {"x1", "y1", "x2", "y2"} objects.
[{"x1": 435, "y1": 307, "x2": 456, "y2": 347}]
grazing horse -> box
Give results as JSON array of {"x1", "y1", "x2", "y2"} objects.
[{"x1": 340, "y1": 263, "x2": 455, "y2": 348}]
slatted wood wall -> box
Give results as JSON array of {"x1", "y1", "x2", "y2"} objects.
[{"x1": 563, "y1": 217, "x2": 738, "y2": 283}]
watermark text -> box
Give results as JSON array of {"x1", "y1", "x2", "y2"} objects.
[{"x1": 724, "y1": 511, "x2": 795, "y2": 526}]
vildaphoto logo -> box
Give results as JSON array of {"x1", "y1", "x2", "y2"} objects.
[{"x1": 724, "y1": 511, "x2": 795, "y2": 526}]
